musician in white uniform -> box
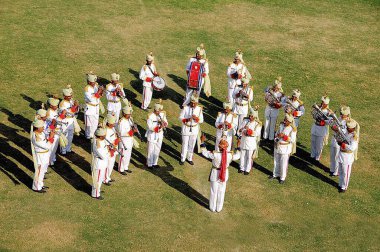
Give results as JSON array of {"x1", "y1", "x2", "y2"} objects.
[
  {"x1": 263, "y1": 82, "x2": 284, "y2": 141},
  {"x1": 58, "y1": 86, "x2": 79, "y2": 155},
  {"x1": 46, "y1": 97, "x2": 60, "y2": 166},
  {"x1": 146, "y1": 101, "x2": 168, "y2": 169},
  {"x1": 84, "y1": 73, "x2": 103, "y2": 139},
  {"x1": 215, "y1": 102, "x2": 238, "y2": 151},
  {"x1": 330, "y1": 106, "x2": 351, "y2": 176},
  {"x1": 31, "y1": 119, "x2": 54, "y2": 193},
  {"x1": 283, "y1": 89, "x2": 305, "y2": 128},
  {"x1": 232, "y1": 78, "x2": 254, "y2": 129},
  {"x1": 179, "y1": 95, "x2": 204, "y2": 165},
  {"x1": 104, "y1": 114, "x2": 120, "y2": 185},
  {"x1": 183, "y1": 47, "x2": 209, "y2": 106},
  {"x1": 238, "y1": 109, "x2": 262, "y2": 175},
  {"x1": 200, "y1": 135, "x2": 241, "y2": 212},
  {"x1": 91, "y1": 127, "x2": 109, "y2": 200},
  {"x1": 269, "y1": 114, "x2": 296, "y2": 184},
  {"x1": 118, "y1": 106, "x2": 137, "y2": 175},
  {"x1": 140, "y1": 52, "x2": 159, "y2": 111},
  {"x1": 337, "y1": 119, "x2": 359, "y2": 193},
  {"x1": 310, "y1": 96, "x2": 333, "y2": 161},
  {"x1": 106, "y1": 73, "x2": 126, "y2": 124},
  {"x1": 226, "y1": 50, "x2": 250, "y2": 104}
]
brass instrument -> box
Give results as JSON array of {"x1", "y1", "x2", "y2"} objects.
[
  {"x1": 333, "y1": 126, "x2": 350, "y2": 144},
  {"x1": 311, "y1": 103, "x2": 330, "y2": 122}
]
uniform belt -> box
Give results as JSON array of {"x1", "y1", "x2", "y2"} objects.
[
  {"x1": 341, "y1": 149, "x2": 353, "y2": 153},
  {"x1": 86, "y1": 103, "x2": 98, "y2": 107},
  {"x1": 269, "y1": 104, "x2": 278, "y2": 109},
  {"x1": 108, "y1": 100, "x2": 120, "y2": 103},
  {"x1": 235, "y1": 102, "x2": 247, "y2": 106},
  {"x1": 184, "y1": 123, "x2": 198, "y2": 127},
  {"x1": 36, "y1": 150, "x2": 49, "y2": 154},
  {"x1": 66, "y1": 115, "x2": 74, "y2": 118},
  {"x1": 279, "y1": 142, "x2": 290, "y2": 145},
  {"x1": 315, "y1": 122, "x2": 325, "y2": 126},
  {"x1": 212, "y1": 167, "x2": 221, "y2": 170}
]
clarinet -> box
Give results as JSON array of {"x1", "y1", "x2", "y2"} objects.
[
  {"x1": 114, "y1": 128, "x2": 127, "y2": 151},
  {"x1": 189, "y1": 107, "x2": 194, "y2": 133},
  {"x1": 129, "y1": 117, "x2": 144, "y2": 141},
  {"x1": 157, "y1": 113, "x2": 167, "y2": 136},
  {"x1": 105, "y1": 138, "x2": 124, "y2": 157}
]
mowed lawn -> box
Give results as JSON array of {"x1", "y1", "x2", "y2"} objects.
[{"x1": 0, "y1": 0, "x2": 379, "y2": 251}]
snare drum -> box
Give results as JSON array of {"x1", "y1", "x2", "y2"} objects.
[{"x1": 152, "y1": 76, "x2": 166, "y2": 91}]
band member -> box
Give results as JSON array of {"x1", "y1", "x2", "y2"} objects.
[
  {"x1": 269, "y1": 114, "x2": 296, "y2": 184},
  {"x1": 200, "y1": 134, "x2": 241, "y2": 212},
  {"x1": 330, "y1": 106, "x2": 351, "y2": 176},
  {"x1": 284, "y1": 89, "x2": 305, "y2": 128},
  {"x1": 106, "y1": 73, "x2": 126, "y2": 124},
  {"x1": 183, "y1": 46, "x2": 209, "y2": 106},
  {"x1": 337, "y1": 119, "x2": 359, "y2": 193},
  {"x1": 31, "y1": 119, "x2": 54, "y2": 193},
  {"x1": 226, "y1": 50, "x2": 250, "y2": 104},
  {"x1": 146, "y1": 101, "x2": 168, "y2": 169},
  {"x1": 215, "y1": 102, "x2": 238, "y2": 151},
  {"x1": 232, "y1": 78, "x2": 254, "y2": 129},
  {"x1": 58, "y1": 85, "x2": 79, "y2": 155},
  {"x1": 238, "y1": 109, "x2": 262, "y2": 175},
  {"x1": 91, "y1": 127, "x2": 109, "y2": 200},
  {"x1": 179, "y1": 94, "x2": 204, "y2": 165},
  {"x1": 263, "y1": 81, "x2": 284, "y2": 141},
  {"x1": 118, "y1": 106, "x2": 138, "y2": 175},
  {"x1": 84, "y1": 73, "x2": 104, "y2": 139},
  {"x1": 310, "y1": 96, "x2": 333, "y2": 161},
  {"x1": 104, "y1": 114, "x2": 120, "y2": 185},
  {"x1": 46, "y1": 97, "x2": 60, "y2": 166},
  {"x1": 140, "y1": 52, "x2": 159, "y2": 111}
]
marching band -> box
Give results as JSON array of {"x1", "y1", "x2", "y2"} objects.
[{"x1": 29, "y1": 46, "x2": 360, "y2": 212}]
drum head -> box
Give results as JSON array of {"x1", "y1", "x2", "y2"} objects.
[{"x1": 152, "y1": 77, "x2": 166, "y2": 91}]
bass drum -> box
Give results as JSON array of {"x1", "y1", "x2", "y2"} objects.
[{"x1": 152, "y1": 76, "x2": 166, "y2": 91}]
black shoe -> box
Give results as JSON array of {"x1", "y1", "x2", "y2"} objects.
[
  {"x1": 279, "y1": 180, "x2": 285, "y2": 184},
  {"x1": 142, "y1": 108, "x2": 148, "y2": 111},
  {"x1": 121, "y1": 172, "x2": 128, "y2": 175},
  {"x1": 188, "y1": 160, "x2": 194, "y2": 165},
  {"x1": 109, "y1": 179, "x2": 115, "y2": 182},
  {"x1": 244, "y1": 171, "x2": 249, "y2": 175},
  {"x1": 126, "y1": 170, "x2": 132, "y2": 173},
  {"x1": 148, "y1": 166, "x2": 153, "y2": 169},
  {"x1": 147, "y1": 106, "x2": 152, "y2": 109},
  {"x1": 103, "y1": 182, "x2": 112, "y2": 186},
  {"x1": 33, "y1": 189, "x2": 46, "y2": 193},
  {"x1": 179, "y1": 161, "x2": 185, "y2": 165},
  {"x1": 44, "y1": 176, "x2": 48, "y2": 180},
  {"x1": 93, "y1": 196, "x2": 104, "y2": 200},
  {"x1": 42, "y1": 186, "x2": 49, "y2": 189},
  {"x1": 268, "y1": 175, "x2": 277, "y2": 180},
  {"x1": 338, "y1": 188, "x2": 346, "y2": 193},
  {"x1": 153, "y1": 165, "x2": 159, "y2": 169},
  {"x1": 238, "y1": 170, "x2": 243, "y2": 173}
]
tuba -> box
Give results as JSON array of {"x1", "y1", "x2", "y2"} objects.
[{"x1": 311, "y1": 103, "x2": 329, "y2": 121}]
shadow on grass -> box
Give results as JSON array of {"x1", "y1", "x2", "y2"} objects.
[{"x1": 130, "y1": 149, "x2": 208, "y2": 209}]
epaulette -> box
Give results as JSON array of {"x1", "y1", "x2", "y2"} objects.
[
  {"x1": 233, "y1": 113, "x2": 237, "y2": 118},
  {"x1": 119, "y1": 83, "x2": 124, "y2": 89},
  {"x1": 106, "y1": 83, "x2": 112, "y2": 89},
  {"x1": 147, "y1": 112, "x2": 154, "y2": 119},
  {"x1": 291, "y1": 124, "x2": 297, "y2": 132},
  {"x1": 143, "y1": 65, "x2": 147, "y2": 70},
  {"x1": 217, "y1": 112, "x2": 221, "y2": 116},
  {"x1": 96, "y1": 138, "x2": 101, "y2": 148},
  {"x1": 297, "y1": 99, "x2": 304, "y2": 106},
  {"x1": 229, "y1": 62, "x2": 234, "y2": 66},
  {"x1": 59, "y1": 100, "x2": 66, "y2": 108},
  {"x1": 353, "y1": 132, "x2": 358, "y2": 141},
  {"x1": 161, "y1": 111, "x2": 166, "y2": 115},
  {"x1": 84, "y1": 85, "x2": 91, "y2": 92},
  {"x1": 256, "y1": 119, "x2": 263, "y2": 125},
  {"x1": 229, "y1": 151, "x2": 234, "y2": 154},
  {"x1": 198, "y1": 105, "x2": 204, "y2": 110}
]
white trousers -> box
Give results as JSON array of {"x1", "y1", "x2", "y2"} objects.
[
  {"x1": 181, "y1": 135, "x2": 197, "y2": 162},
  {"x1": 183, "y1": 88, "x2": 196, "y2": 106},
  {"x1": 330, "y1": 145, "x2": 340, "y2": 175},
  {"x1": 118, "y1": 147, "x2": 132, "y2": 172},
  {"x1": 263, "y1": 116, "x2": 277, "y2": 140},
  {"x1": 273, "y1": 151, "x2": 289, "y2": 181},
  {"x1": 147, "y1": 139, "x2": 163, "y2": 167},
  {"x1": 32, "y1": 152, "x2": 49, "y2": 190},
  {"x1": 61, "y1": 128, "x2": 74, "y2": 154},
  {"x1": 49, "y1": 135, "x2": 59, "y2": 165},
  {"x1": 92, "y1": 168, "x2": 106, "y2": 198},
  {"x1": 311, "y1": 134, "x2": 324, "y2": 160},
  {"x1": 240, "y1": 149, "x2": 255, "y2": 172},
  {"x1": 85, "y1": 115, "x2": 99, "y2": 139},
  {"x1": 105, "y1": 154, "x2": 116, "y2": 182},
  {"x1": 227, "y1": 88, "x2": 234, "y2": 104},
  {"x1": 142, "y1": 86, "x2": 153, "y2": 109},
  {"x1": 210, "y1": 180, "x2": 227, "y2": 212},
  {"x1": 338, "y1": 162, "x2": 353, "y2": 190}
]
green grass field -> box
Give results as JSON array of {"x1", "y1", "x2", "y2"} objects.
[{"x1": 0, "y1": 0, "x2": 379, "y2": 251}]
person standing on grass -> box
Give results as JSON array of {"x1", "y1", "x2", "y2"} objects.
[
  {"x1": 214, "y1": 102, "x2": 238, "y2": 151},
  {"x1": 106, "y1": 73, "x2": 127, "y2": 126},
  {"x1": 31, "y1": 119, "x2": 54, "y2": 193},
  {"x1": 103, "y1": 114, "x2": 120, "y2": 186},
  {"x1": 140, "y1": 52, "x2": 159, "y2": 111},
  {"x1": 46, "y1": 97, "x2": 60, "y2": 166},
  {"x1": 226, "y1": 50, "x2": 250, "y2": 104},
  {"x1": 145, "y1": 100, "x2": 168, "y2": 169},
  {"x1": 232, "y1": 77, "x2": 254, "y2": 130},
  {"x1": 269, "y1": 114, "x2": 296, "y2": 184},
  {"x1": 179, "y1": 94, "x2": 204, "y2": 166},
  {"x1": 336, "y1": 119, "x2": 359, "y2": 193},
  {"x1": 263, "y1": 81, "x2": 284, "y2": 141},
  {"x1": 84, "y1": 72, "x2": 104, "y2": 139},
  {"x1": 200, "y1": 134, "x2": 241, "y2": 213},
  {"x1": 91, "y1": 127, "x2": 109, "y2": 200}
]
